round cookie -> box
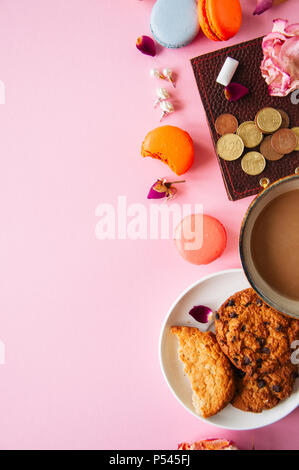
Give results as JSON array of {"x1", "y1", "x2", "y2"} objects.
[
  {"x1": 141, "y1": 125, "x2": 194, "y2": 175},
  {"x1": 232, "y1": 372, "x2": 279, "y2": 413},
  {"x1": 150, "y1": 0, "x2": 199, "y2": 49},
  {"x1": 215, "y1": 288, "x2": 299, "y2": 376},
  {"x1": 288, "y1": 318, "x2": 299, "y2": 346},
  {"x1": 232, "y1": 362, "x2": 297, "y2": 413},
  {"x1": 174, "y1": 214, "x2": 227, "y2": 265}
]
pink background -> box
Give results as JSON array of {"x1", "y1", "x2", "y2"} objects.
[{"x1": 0, "y1": 0, "x2": 297, "y2": 450}]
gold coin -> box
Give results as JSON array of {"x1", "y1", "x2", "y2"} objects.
[
  {"x1": 236, "y1": 121, "x2": 255, "y2": 135},
  {"x1": 277, "y1": 109, "x2": 290, "y2": 129},
  {"x1": 291, "y1": 127, "x2": 299, "y2": 151},
  {"x1": 241, "y1": 151, "x2": 266, "y2": 176},
  {"x1": 256, "y1": 107, "x2": 282, "y2": 133},
  {"x1": 237, "y1": 122, "x2": 263, "y2": 148},
  {"x1": 216, "y1": 133, "x2": 244, "y2": 161}
]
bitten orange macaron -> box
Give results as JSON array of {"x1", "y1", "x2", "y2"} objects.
[
  {"x1": 198, "y1": 0, "x2": 242, "y2": 41},
  {"x1": 174, "y1": 214, "x2": 227, "y2": 265},
  {"x1": 141, "y1": 125, "x2": 194, "y2": 175}
]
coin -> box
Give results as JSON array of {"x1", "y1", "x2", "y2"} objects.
[
  {"x1": 237, "y1": 121, "x2": 255, "y2": 135},
  {"x1": 291, "y1": 127, "x2": 299, "y2": 151},
  {"x1": 241, "y1": 151, "x2": 266, "y2": 176},
  {"x1": 215, "y1": 114, "x2": 238, "y2": 136},
  {"x1": 237, "y1": 122, "x2": 263, "y2": 148},
  {"x1": 271, "y1": 128, "x2": 299, "y2": 154},
  {"x1": 260, "y1": 135, "x2": 284, "y2": 161},
  {"x1": 256, "y1": 108, "x2": 282, "y2": 133},
  {"x1": 277, "y1": 109, "x2": 290, "y2": 129},
  {"x1": 216, "y1": 133, "x2": 244, "y2": 161},
  {"x1": 254, "y1": 115, "x2": 263, "y2": 131}
]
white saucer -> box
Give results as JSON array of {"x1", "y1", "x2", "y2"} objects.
[{"x1": 159, "y1": 269, "x2": 299, "y2": 430}]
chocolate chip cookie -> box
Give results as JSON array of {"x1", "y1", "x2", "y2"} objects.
[
  {"x1": 232, "y1": 362, "x2": 297, "y2": 413},
  {"x1": 215, "y1": 288, "x2": 299, "y2": 376}
]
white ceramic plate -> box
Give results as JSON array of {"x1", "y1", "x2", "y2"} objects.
[{"x1": 159, "y1": 269, "x2": 299, "y2": 430}]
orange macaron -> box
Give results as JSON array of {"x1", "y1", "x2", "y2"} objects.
[
  {"x1": 141, "y1": 125, "x2": 194, "y2": 176},
  {"x1": 198, "y1": 0, "x2": 242, "y2": 41}
]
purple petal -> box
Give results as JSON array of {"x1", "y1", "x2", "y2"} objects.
[
  {"x1": 224, "y1": 82, "x2": 249, "y2": 102},
  {"x1": 136, "y1": 36, "x2": 156, "y2": 57},
  {"x1": 147, "y1": 188, "x2": 166, "y2": 199},
  {"x1": 189, "y1": 305, "x2": 214, "y2": 324},
  {"x1": 253, "y1": 0, "x2": 273, "y2": 15},
  {"x1": 147, "y1": 181, "x2": 167, "y2": 199}
]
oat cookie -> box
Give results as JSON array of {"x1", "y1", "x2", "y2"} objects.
[
  {"x1": 171, "y1": 327, "x2": 235, "y2": 418},
  {"x1": 215, "y1": 288, "x2": 299, "y2": 376},
  {"x1": 232, "y1": 373, "x2": 279, "y2": 413},
  {"x1": 232, "y1": 363, "x2": 297, "y2": 413}
]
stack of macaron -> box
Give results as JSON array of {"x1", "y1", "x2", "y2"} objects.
[
  {"x1": 139, "y1": 0, "x2": 242, "y2": 266},
  {"x1": 150, "y1": 0, "x2": 242, "y2": 49}
]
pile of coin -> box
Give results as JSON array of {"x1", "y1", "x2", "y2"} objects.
[{"x1": 215, "y1": 108, "x2": 299, "y2": 176}]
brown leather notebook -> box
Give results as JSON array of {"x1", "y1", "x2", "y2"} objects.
[{"x1": 191, "y1": 37, "x2": 299, "y2": 201}]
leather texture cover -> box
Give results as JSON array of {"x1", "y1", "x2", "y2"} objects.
[{"x1": 191, "y1": 37, "x2": 299, "y2": 201}]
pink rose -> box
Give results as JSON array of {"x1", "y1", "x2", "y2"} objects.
[
  {"x1": 261, "y1": 19, "x2": 299, "y2": 97},
  {"x1": 178, "y1": 438, "x2": 238, "y2": 450}
]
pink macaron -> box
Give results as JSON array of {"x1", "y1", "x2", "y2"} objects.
[{"x1": 174, "y1": 213, "x2": 227, "y2": 265}]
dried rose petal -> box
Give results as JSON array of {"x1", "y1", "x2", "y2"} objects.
[
  {"x1": 136, "y1": 35, "x2": 156, "y2": 57},
  {"x1": 178, "y1": 439, "x2": 238, "y2": 450},
  {"x1": 147, "y1": 179, "x2": 185, "y2": 200},
  {"x1": 147, "y1": 180, "x2": 167, "y2": 199},
  {"x1": 253, "y1": 0, "x2": 273, "y2": 15},
  {"x1": 189, "y1": 305, "x2": 214, "y2": 323},
  {"x1": 224, "y1": 82, "x2": 249, "y2": 101},
  {"x1": 253, "y1": 0, "x2": 288, "y2": 15}
]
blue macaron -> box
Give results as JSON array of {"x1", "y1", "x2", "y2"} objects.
[{"x1": 150, "y1": 0, "x2": 199, "y2": 49}]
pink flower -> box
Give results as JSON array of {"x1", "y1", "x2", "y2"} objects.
[
  {"x1": 178, "y1": 438, "x2": 238, "y2": 450},
  {"x1": 261, "y1": 19, "x2": 299, "y2": 96}
]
